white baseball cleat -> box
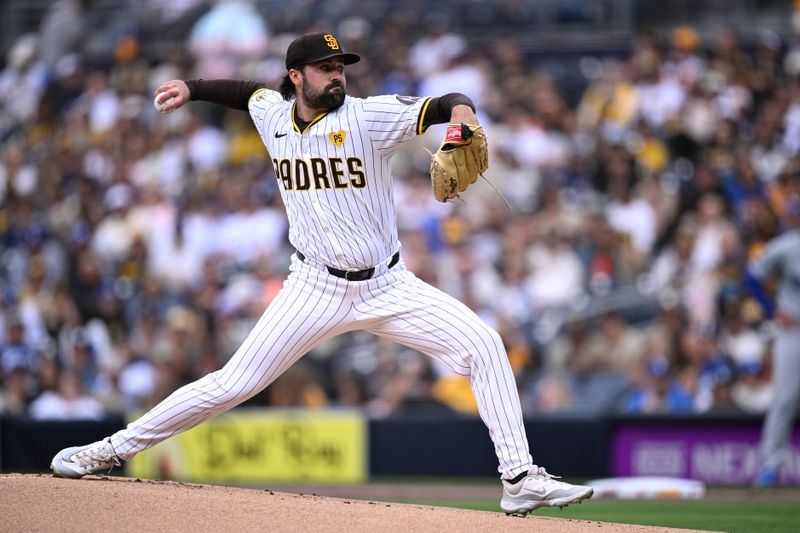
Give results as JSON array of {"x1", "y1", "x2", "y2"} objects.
[
  {"x1": 50, "y1": 438, "x2": 121, "y2": 479},
  {"x1": 501, "y1": 466, "x2": 594, "y2": 516}
]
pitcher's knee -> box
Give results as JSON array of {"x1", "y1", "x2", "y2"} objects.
[
  {"x1": 469, "y1": 327, "x2": 506, "y2": 361},
  {"x1": 206, "y1": 372, "x2": 253, "y2": 407},
  {"x1": 484, "y1": 327, "x2": 505, "y2": 352}
]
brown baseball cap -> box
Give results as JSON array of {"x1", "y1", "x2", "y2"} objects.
[{"x1": 285, "y1": 32, "x2": 361, "y2": 70}]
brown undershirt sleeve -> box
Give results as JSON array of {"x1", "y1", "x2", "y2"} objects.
[{"x1": 184, "y1": 79, "x2": 269, "y2": 111}]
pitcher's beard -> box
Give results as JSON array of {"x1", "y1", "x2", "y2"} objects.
[{"x1": 303, "y1": 83, "x2": 345, "y2": 110}]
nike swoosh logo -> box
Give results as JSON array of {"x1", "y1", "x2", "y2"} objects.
[{"x1": 275, "y1": 132, "x2": 288, "y2": 138}]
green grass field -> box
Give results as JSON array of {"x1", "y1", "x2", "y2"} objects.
[{"x1": 398, "y1": 499, "x2": 800, "y2": 533}]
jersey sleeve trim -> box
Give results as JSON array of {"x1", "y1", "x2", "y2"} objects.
[{"x1": 416, "y1": 97, "x2": 434, "y2": 136}]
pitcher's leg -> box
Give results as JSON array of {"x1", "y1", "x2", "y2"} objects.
[
  {"x1": 357, "y1": 270, "x2": 532, "y2": 478},
  {"x1": 357, "y1": 269, "x2": 592, "y2": 514},
  {"x1": 109, "y1": 268, "x2": 353, "y2": 460}
]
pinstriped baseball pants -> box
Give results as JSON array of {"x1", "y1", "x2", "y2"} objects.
[{"x1": 110, "y1": 256, "x2": 533, "y2": 478}]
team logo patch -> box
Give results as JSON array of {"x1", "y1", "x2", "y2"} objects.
[
  {"x1": 329, "y1": 130, "x2": 346, "y2": 147},
  {"x1": 324, "y1": 34, "x2": 340, "y2": 50}
]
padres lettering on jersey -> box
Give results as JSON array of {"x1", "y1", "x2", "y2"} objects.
[
  {"x1": 272, "y1": 157, "x2": 365, "y2": 190},
  {"x1": 248, "y1": 89, "x2": 432, "y2": 270}
]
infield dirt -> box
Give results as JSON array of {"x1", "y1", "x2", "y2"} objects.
[{"x1": 0, "y1": 474, "x2": 717, "y2": 533}]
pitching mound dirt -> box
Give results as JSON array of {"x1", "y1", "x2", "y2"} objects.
[{"x1": 1, "y1": 474, "x2": 711, "y2": 533}]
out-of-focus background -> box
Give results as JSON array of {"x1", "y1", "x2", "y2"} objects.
[{"x1": 1, "y1": 0, "x2": 799, "y2": 493}]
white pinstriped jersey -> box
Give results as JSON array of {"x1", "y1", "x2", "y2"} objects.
[{"x1": 248, "y1": 88, "x2": 432, "y2": 270}]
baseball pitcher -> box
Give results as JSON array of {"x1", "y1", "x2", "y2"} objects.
[{"x1": 51, "y1": 32, "x2": 592, "y2": 514}]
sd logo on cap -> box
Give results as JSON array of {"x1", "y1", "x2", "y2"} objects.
[{"x1": 285, "y1": 32, "x2": 361, "y2": 70}]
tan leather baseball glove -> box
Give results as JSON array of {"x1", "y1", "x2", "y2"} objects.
[{"x1": 429, "y1": 123, "x2": 488, "y2": 202}]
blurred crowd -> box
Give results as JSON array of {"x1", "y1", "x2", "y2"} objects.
[{"x1": 1, "y1": 0, "x2": 799, "y2": 421}]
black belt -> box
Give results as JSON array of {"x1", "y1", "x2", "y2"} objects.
[{"x1": 296, "y1": 251, "x2": 400, "y2": 281}]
